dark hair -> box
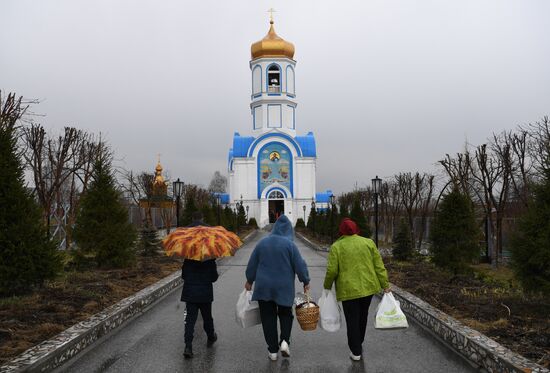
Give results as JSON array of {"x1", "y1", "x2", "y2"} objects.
[{"x1": 192, "y1": 211, "x2": 204, "y2": 221}]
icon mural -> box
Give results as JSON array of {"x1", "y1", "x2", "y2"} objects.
[{"x1": 259, "y1": 143, "x2": 291, "y2": 196}]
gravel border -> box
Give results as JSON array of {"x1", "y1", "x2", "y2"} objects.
[
  {"x1": 0, "y1": 229, "x2": 259, "y2": 373},
  {"x1": 296, "y1": 232, "x2": 549, "y2": 373}
]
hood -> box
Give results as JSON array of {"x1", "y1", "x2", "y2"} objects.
[{"x1": 271, "y1": 215, "x2": 294, "y2": 241}]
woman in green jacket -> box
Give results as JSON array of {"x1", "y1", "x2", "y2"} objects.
[{"x1": 323, "y1": 218, "x2": 390, "y2": 361}]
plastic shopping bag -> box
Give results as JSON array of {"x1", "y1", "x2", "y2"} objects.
[
  {"x1": 318, "y1": 289, "x2": 341, "y2": 332},
  {"x1": 235, "y1": 290, "x2": 261, "y2": 328},
  {"x1": 374, "y1": 292, "x2": 409, "y2": 329}
]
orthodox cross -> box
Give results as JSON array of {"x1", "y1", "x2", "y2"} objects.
[{"x1": 268, "y1": 8, "x2": 276, "y2": 23}]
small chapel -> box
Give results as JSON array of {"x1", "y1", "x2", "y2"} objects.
[{"x1": 226, "y1": 16, "x2": 331, "y2": 228}]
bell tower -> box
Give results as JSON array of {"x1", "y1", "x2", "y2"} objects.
[{"x1": 249, "y1": 15, "x2": 297, "y2": 136}]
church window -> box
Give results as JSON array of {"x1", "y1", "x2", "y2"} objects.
[
  {"x1": 267, "y1": 65, "x2": 281, "y2": 93},
  {"x1": 268, "y1": 190, "x2": 285, "y2": 199}
]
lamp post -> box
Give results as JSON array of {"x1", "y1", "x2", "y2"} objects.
[
  {"x1": 311, "y1": 198, "x2": 316, "y2": 233},
  {"x1": 173, "y1": 178, "x2": 184, "y2": 228},
  {"x1": 329, "y1": 194, "x2": 336, "y2": 242},
  {"x1": 246, "y1": 205, "x2": 249, "y2": 223},
  {"x1": 216, "y1": 194, "x2": 221, "y2": 226},
  {"x1": 302, "y1": 205, "x2": 306, "y2": 222},
  {"x1": 371, "y1": 175, "x2": 382, "y2": 247}
]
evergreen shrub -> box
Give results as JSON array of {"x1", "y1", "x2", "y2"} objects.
[
  {"x1": 73, "y1": 150, "x2": 136, "y2": 268},
  {"x1": 247, "y1": 217, "x2": 258, "y2": 228},
  {"x1": 295, "y1": 218, "x2": 305, "y2": 228},
  {"x1": 430, "y1": 188, "x2": 480, "y2": 274},
  {"x1": 510, "y1": 173, "x2": 550, "y2": 295},
  {"x1": 393, "y1": 219, "x2": 413, "y2": 261},
  {"x1": 0, "y1": 93, "x2": 62, "y2": 295}
]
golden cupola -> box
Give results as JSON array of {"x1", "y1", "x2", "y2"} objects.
[
  {"x1": 152, "y1": 158, "x2": 168, "y2": 196},
  {"x1": 251, "y1": 20, "x2": 295, "y2": 60}
]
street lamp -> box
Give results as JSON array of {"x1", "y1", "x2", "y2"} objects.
[
  {"x1": 371, "y1": 175, "x2": 382, "y2": 247},
  {"x1": 311, "y1": 198, "x2": 316, "y2": 233},
  {"x1": 302, "y1": 205, "x2": 306, "y2": 221},
  {"x1": 173, "y1": 178, "x2": 184, "y2": 228},
  {"x1": 329, "y1": 194, "x2": 336, "y2": 242},
  {"x1": 246, "y1": 205, "x2": 249, "y2": 222},
  {"x1": 215, "y1": 194, "x2": 221, "y2": 226}
]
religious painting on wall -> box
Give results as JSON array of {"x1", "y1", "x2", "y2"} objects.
[{"x1": 259, "y1": 143, "x2": 292, "y2": 196}]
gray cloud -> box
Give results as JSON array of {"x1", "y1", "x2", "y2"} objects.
[{"x1": 2, "y1": 0, "x2": 549, "y2": 193}]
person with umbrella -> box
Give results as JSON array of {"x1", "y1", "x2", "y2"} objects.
[
  {"x1": 180, "y1": 211, "x2": 218, "y2": 358},
  {"x1": 245, "y1": 215, "x2": 310, "y2": 361},
  {"x1": 163, "y1": 211, "x2": 242, "y2": 359}
]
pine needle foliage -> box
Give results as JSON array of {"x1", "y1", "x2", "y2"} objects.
[
  {"x1": 430, "y1": 188, "x2": 479, "y2": 274},
  {"x1": 510, "y1": 173, "x2": 550, "y2": 295},
  {"x1": 0, "y1": 93, "x2": 62, "y2": 296},
  {"x1": 73, "y1": 148, "x2": 136, "y2": 267},
  {"x1": 350, "y1": 198, "x2": 371, "y2": 238},
  {"x1": 393, "y1": 219, "x2": 413, "y2": 261},
  {"x1": 138, "y1": 224, "x2": 160, "y2": 256}
]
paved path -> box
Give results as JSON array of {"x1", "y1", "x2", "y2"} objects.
[{"x1": 56, "y1": 231, "x2": 475, "y2": 373}]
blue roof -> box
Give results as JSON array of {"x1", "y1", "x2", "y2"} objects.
[
  {"x1": 232, "y1": 132, "x2": 255, "y2": 157},
  {"x1": 316, "y1": 189, "x2": 334, "y2": 203},
  {"x1": 212, "y1": 192, "x2": 230, "y2": 205},
  {"x1": 227, "y1": 148, "x2": 233, "y2": 169},
  {"x1": 295, "y1": 132, "x2": 317, "y2": 157}
]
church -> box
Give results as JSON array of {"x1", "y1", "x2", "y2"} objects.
[{"x1": 226, "y1": 17, "x2": 331, "y2": 227}]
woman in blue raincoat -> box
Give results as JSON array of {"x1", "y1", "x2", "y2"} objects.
[{"x1": 245, "y1": 215, "x2": 310, "y2": 361}]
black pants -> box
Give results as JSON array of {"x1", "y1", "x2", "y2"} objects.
[
  {"x1": 258, "y1": 300, "x2": 294, "y2": 353},
  {"x1": 185, "y1": 302, "x2": 215, "y2": 346},
  {"x1": 342, "y1": 295, "x2": 373, "y2": 356}
]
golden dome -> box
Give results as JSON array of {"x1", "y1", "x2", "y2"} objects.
[
  {"x1": 154, "y1": 159, "x2": 165, "y2": 185},
  {"x1": 251, "y1": 20, "x2": 295, "y2": 60}
]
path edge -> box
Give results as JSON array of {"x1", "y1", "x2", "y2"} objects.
[
  {"x1": 0, "y1": 229, "x2": 260, "y2": 373},
  {"x1": 295, "y1": 232, "x2": 549, "y2": 373}
]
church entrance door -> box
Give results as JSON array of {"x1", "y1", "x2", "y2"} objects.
[{"x1": 267, "y1": 190, "x2": 285, "y2": 223}]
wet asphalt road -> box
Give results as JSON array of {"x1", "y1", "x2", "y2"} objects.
[{"x1": 56, "y1": 231, "x2": 476, "y2": 373}]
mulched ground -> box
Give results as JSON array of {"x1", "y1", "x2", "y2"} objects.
[{"x1": 0, "y1": 255, "x2": 183, "y2": 364}]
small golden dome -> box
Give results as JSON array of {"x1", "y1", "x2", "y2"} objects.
[
  {"x1": 154, "y1": 159, "x2": 165, "y2": 185},
  {"x1": 251, "y1": 20, "x2": 295, "y2": 60}
]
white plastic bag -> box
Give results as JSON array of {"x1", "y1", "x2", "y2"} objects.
[
  {"x1": 318, "y1": 289, "x2": 341, "y2": 332},
  {"x1": 375, "y1": 292, "x2": 409, "y2": 329},
  {"x1": 235, "y1": 290, "x2": 261, "y2": 328}
]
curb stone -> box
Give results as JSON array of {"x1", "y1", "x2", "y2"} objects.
[
  {"x1": 0, "y1": 229, "x2": 260, "y2": 373},
  {"x1": 295, "y1": 233, "x2": 549, "y2": 373}
]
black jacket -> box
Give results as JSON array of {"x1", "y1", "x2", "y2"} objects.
[{"x1": 180, "y1": 220, "x2": 218, "y2": 303}]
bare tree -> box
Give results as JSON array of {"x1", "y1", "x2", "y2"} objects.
[
  {"x1": 472, "y1": 135, "x2": 512, "y2": 267},
  {"x1": 22, "y1": 125, "x2": 94, "y2": 238}
]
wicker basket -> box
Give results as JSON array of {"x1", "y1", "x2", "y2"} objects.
[{"x1": 295, "y1": 294, "x2": 319, "y2": 331}]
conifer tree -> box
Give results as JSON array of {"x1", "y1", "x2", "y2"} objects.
[
  {"x1": 307, "y1": 206, "x2": 317, "y2": 233},
  {"x1": 350, "y1": 198, "x2": 371, "y2": 238},
  {"x1": 392, "y1": 219, "x2": 413, "y2": 261},
  {"x1": 510, "y1": 172, "x2": 550, "y2": 295},
  {"x1": 0, "y1": 93, "x2": 62, "y2": 295},
  {"x1": 73, "y1": 146, "x2": 136, "y2": 267},
  {"x1": 181, "y1": 194, "x2": 198, "y2": 226},
  {"x1": 137, "y1": 223, "x2": 160, "y2": 256},
  {"x1": 430, "y1": 188, "x2": 479, "y2": 273}
]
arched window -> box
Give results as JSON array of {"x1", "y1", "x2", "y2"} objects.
[
  {"x1": 268, "y1": 190, "x2": 285, "y2": 199},
  {"x1": 267, "y1": 65, "x2": 281, "y2": 93}
]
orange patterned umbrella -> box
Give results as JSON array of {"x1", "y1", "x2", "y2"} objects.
[{"x1": 162, "y1": 226, "x2": 243, "y2": 261}]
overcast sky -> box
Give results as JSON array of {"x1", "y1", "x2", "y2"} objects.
[{"x1": 2, "y1": 0, "x2": 549, "y2": 194}]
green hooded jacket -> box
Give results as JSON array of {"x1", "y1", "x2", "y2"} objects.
[{"x1": 323, "y1": 234, "x2": 389, "y2": 302}]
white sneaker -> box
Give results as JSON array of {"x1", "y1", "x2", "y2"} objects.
[
  {"x1": 349, "y1": 352, "x2": 361, "y2": 361},
  {"x1": 280, "y1": 340, "x2": 290, "y2": 357},
  {"x1": 268, "y1": 352, "x2": 278, "y2": 361}
]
